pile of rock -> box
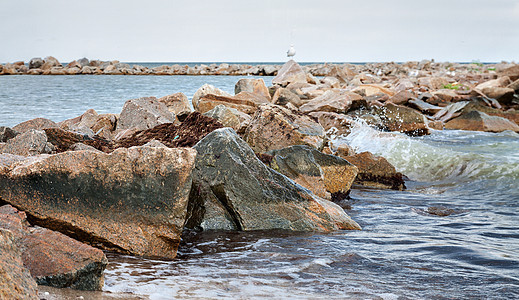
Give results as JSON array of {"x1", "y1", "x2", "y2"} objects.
[{"x1": 2, "y1": 58, "x2": 519, "y2": 296}]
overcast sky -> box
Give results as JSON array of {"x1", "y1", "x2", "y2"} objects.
[{"x1": 1, "y1": 0, "x2": 518, "y2": 63}]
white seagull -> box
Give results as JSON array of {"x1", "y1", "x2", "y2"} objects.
[{"x1": 287, "y1": 45, "x2": 296, "y2": 58}]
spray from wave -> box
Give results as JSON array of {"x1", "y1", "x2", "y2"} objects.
[{"x1": 331, "y1": 119, "x2": 519, "y2": 184}]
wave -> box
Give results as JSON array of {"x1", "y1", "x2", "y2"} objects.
[{"x1": 332, "y1": 120, "x2": 519, "y2": 184}]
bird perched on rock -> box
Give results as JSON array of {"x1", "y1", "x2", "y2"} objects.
[{"x1": 287, "y1": 45, "x2": 296, "y2": 58}]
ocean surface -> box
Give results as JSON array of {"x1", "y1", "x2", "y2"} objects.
[{"x1": 1, "y1": 75, "x2": 518, "y2": 299}]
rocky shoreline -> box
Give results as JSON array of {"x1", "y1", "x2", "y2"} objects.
[{"x1": 1, "y1": 58, "x2": 519, "y2": 298}]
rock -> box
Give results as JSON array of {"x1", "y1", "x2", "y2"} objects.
[
  {"x1": 431, "y1": 89, "x2": 458, "y2": 104},
  {"x1": 459, "y1": 101, "x2": 519, "y2": 125},
  {"x1": 243, "y1": 104, "x2": 325, "y2": 153},
  {"x1": 116, "y1": 97, "x2": 178, "y2": 131},
  {"x1": 271, "y1": 88, "x2": 303, "y2": 107},
  {"x1": 480, "y1": 87, "x2": 515, "y2": 105},
  {"x1": 0, "y1": 228, "x2": 38, "y2": 300},
  {"x1": 341, "y1": 151, "x2": 406, "y2": 190},
  {"x1": 262, "y1": 145, "x2": 358, "y2": 201},
  {"x1": 433, "y1": 101, "x2": 470, "y2": 123},
  {"x1": 309, "y1": 112, "x2": 356, "y2": 136},
  {"x1": 498, "y1": 64, "x2": 519, "y2": 81},
  {"x1": 41, "y1": 56, "x2": 62, "y2": 70},
  {"x1": 157, "y1": 93, "x2": 193, "y2": 121},
  {"x1": 507, "y1": 79, "x2": 519, "y2": 92},
  {"x1": 369, "y1": 103, "x2": 429, "y2": 136},
  {"x1": 191, "y1": 84, "x2": 232, "y2": 111},
  {"x1": 352, "y1": 84, "x2": 395, "y2": 97},
  {"x1": 272, "y1": 60, "x2": 307, "y2": 86},
  {"x1": 28, "y1": 57, "x2": 44, "y2": 69},
  {"x1": 299, "y1": 90, "x2": 355, "y2": 114},
  {"x1": 234, "y1": 78, "x2": 271, "y2": 101},
  {"x1": 408, "y1": 99, "x2": 443, "y2": 114},
  {"x1": 445, "y1": 110, "x2": 519, "y2": 132},
  {"x1": 203, "y1": 105, "x2": 251, "y2": 134},
  {"x1": 77, "y1": 58, "x2": 90, "y2": 67},
  {"x1": 69, "y1": 142, "x2": 101, "y2": 152},
  {"x1": 43, "y1": 127, "x2": 91, "y2": 153},
  {"x1": 116, "y1": 112, "x2": 223, "y2": 149},
  {"x1": 426, "y1": 206, "x2": 462, "y2": 217},
  {"x1": 196, "y1": 92, "x2": 270, "y2": 114},
  {"x1": 418, "y1": 77, "x2": 449, "y2": 90},
  {"x1": 388, "y1": 90, "x2": 414, "y2": 105},
  {"x1": 12, "y1": 118, "x2": 58, "y2": 133},
  {"x1": 0, "y1": 146, "x2": 197, "y2": 259},
  {"x1": 186, "y1": 128, "x2": 360, "y2": 231},
  {"x1": 0, "y1": 129, "x2": 54, "y2": 156},
  {"x1": 475, "y1": 76, "x2": 511, "y2": 90},
  {"x1": 0, "y1": 205, "x2": 107, "y2": 291},
  {"x1": 0, "y1": 126, "x2": 18, "y2": 142}
]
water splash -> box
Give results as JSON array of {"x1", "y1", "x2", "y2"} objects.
[{"x1": 332, "y1": 119, "x2": 519, "y2": 184}]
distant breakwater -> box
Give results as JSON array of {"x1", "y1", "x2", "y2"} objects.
[{"x1": 0, "y1": 56, "x2": 511, "y2": 77}]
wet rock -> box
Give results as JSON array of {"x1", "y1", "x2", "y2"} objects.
[
  {"x1": 271, "y1": 87, "x2": 303, "y2": 107},
  {"x1": 196, "y1": 92, "x2": 270, "y2": 115},
  {"x1": 116, "y1": 112, "x2": 223, "y2": 149},
  {"x1": 272, "y1": 60, "x2": 307, "y2": 86},
  {"x1": 299, "y1": 90, "x2": 355, "y2": 114},
  {"x1": 234, "y1": 78, "x2": 271, "y2": 101},
  {"x1": 0, "y1": 129, "x2": 54, "y2": 156},
  {"x1": 116, "y1": 97, "x2": 178, "y2": 131},
  {"x1": 191, "y1": 84, "x2": 232, "y2": 111},
  {"x1": 408, "y1": 99, "x2": 443, "y2": 114},
  {"x1": 0, "y1": 126, "x2": 18, "y2": 142},
  {"x1": 0, "y1": 146, "x2": 197, "y2": 259},
  {"x1": 12, "y1": 117, "x2": 58, "y2": 133},
  {"x1": 157, "y1": 92, "x2": 193, "y2": 121},
  {"x1": 459, "y1": 101, "x2": 519, "y2": 125},
  {"x1": 186, "y1": 128, "x2": 360, "y2": 231},
  {"x1": 445, "y1": 110, "x2": 519, "y2": 133},
  {"x1": 28, "y1": 57, "x2": 44, "y2": 69},
  {"x1": 243, "y1": 104, "x2": 325, "y2": 153},
  {"x1": 0, "y1": 205, "x2": 107, "y2": 291},
  {"x1": 0, "y1": 228, "x2": 38, "y2": 300},
  {"x1": 370, "y1": 103, "x2": 429, "y2": 136},
  {"x1": 203, "y1": 105, "x2": 251, "y2": 134},
  {"x1": 263, "y1": 145, "x2": 358, "y2": 201},
  {"x1": 426, "y1": 206, "x2": 462, "y2": 217},
  {"x1": 341, "y1": 151, "x2": 406, "y2": 190},
  {"x1": 309, "y1": 112, "x2": 356, "y2": 136}
]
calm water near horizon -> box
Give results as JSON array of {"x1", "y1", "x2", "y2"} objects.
[{"x1": 1, "y1": 75, "x2": 518, "y2": 299}]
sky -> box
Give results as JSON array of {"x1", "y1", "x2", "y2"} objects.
[{"x1": 1, "y1": 0, "x2": 518, "y2": 63}]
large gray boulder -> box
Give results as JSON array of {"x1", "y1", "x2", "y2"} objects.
[
  {"x1": 28, "y1": 57, "x2": 44, "y2": 69},
  {"x1": 186, "y1": 128, "x2": 360, "y2": 231},
  {"x1": 0, "y1": 146, "x2": 197, "y2": 259},
  {"x1": 116, "y1": 97, "x2": 178, "y2": 131}
]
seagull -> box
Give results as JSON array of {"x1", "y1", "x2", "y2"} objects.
[{"x1": 287, "y1": 45, "x2": 296, "y2": 58}]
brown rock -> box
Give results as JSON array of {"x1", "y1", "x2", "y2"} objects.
[
  {"x1": 265, "y1": 145, "x2": 358, "y2": 201},
  {"x1": 41, "y1": 56, "x2": 62, "y2": 70},
  {"x1": 272, "y1": 60, "x2": 307, "y2": 86},
  {"x1": 234, "y1": 78, "x2": 271, "y2": 101},
  {"x1": 389, "y1": 90, "x2": 415, "y2": 105},
  {"x1": 116, "y1": 97, "x2": 178, "y2": 131},
  {"x1": 203, "y1": 105, "x2": 251, "y2": 134},
  {"x1": 309, "y1": 112, "x2": 356, "y2": 136},
  {"x1": 0, "y1": 205, "x2": 107, "y2": 291},
  {"x1": 498, "y1": 64, "x2": 519, "y2": 81},
  {"x1": 418, "y1": 77, "x2": 449, "y2": 90},
  {"x1": 445, "y1": 110, "x2": 519, "y2": 132},
  {"x1": 475, "y1": 76, "x2": 512, "y2": 90},
  {"x1": 342, "y1": 151, "x2": 406, "y2": 190},
  {"x1": 0, "y1": 129, "x2": 54, "y2": 156},
  {"x1": 0, "y1": 126, "x2": 18, "y2": 142},
  {"x1": 0, "y1": 146, "x2": 197, "y2": 259},
  {"x1": 243, "y1": 104, "x2": 325, "y2": 153},
  {"x1": 0, "y1": 228, "x2": 38, "y2": 300},
  {"x1": 480, "y1": 87, "x2": 515, "y2": 105},
  {"x1": 12, "y1": 118, "x2": 58, "y2": 133},
  {"x1": 299, "y1": 90, "x2": 354, "y2": 114},
  {"x1": 191, "y1": 84, "x2": 232, "y2": 111},
  {"x1": 507, "y1": 79, "x2": 519, "y2": 92},
  {"x1": 271, "y1": 88, "x2": 303, "y2": 107},
  {"x1": 197, "y1": 92, "x2": 270, "y2": 114},
  {"x1": 353, "y1": 84, "x2": 395, "y2": 97},
  {"x1": 157, "y1": 92, "x2": 193, "y2": 120}
]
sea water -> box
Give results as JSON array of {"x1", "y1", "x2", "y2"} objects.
[{"x1": 1, "y1": 75, "x2": 518, "y2": 299}]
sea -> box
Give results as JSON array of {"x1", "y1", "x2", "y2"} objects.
[{"x1": 1, "y1": 73, "x2": 518, "y2": 299}]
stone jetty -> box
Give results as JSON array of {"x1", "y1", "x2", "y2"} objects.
[{"x1": 1, "y1": 57, "x2": 519, "y2": 297}]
